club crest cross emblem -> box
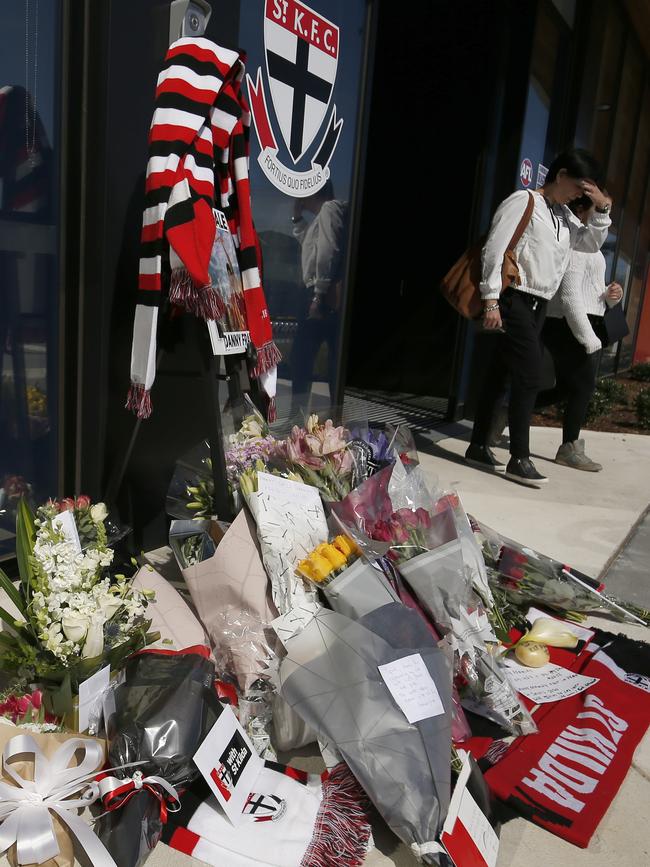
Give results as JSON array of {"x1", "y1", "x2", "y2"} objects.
[
  {"x1": 248, "y1": 0, "x2": 343, "y2": 197},
  {"x1": 243, "y1": 792, "x2": 288, "y2": 822}
]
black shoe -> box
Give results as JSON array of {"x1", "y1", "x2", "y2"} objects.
[
  {"x1": 505, "y1": 457, "x2": 548, "y2": 487},
  {"x1": 465, "y1": 444, "x2": 506, "y2": 473}
]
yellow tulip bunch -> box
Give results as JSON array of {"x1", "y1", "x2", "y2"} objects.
[{"x1": 297, "y1": 535, "x2": 360, "y2": 586}]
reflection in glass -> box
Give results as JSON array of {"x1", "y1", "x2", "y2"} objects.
[
  {"x1": 289, "y1": 182, "x2": 348, "y2": 418},
  {"x1": 239, "y1": 0, "x2": 367, "y2": 424},
  {"x1": 0, "y1": 0, "x2": 60, "y2": 557}
]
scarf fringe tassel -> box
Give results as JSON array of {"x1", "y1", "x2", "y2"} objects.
[
  {"x1": 300, "y1": 762, "x2": 372, "y2": 867},
  {"x1": 126, "y1": 383, "x2": 152, "y2": 419},
  {"x1": 249, "y1": 340, "x2": 282, "y2": 379},
  {"x1": 169, "y1": 268, "x2": 226, "y2": 321}
]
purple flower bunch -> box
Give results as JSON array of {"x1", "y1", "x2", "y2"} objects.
[
  {"x1": 349, "y1": 427, "x2": 393, "y2": 465},
  {"x1": 225, "y1": 436, "x2": 277, "y2": 487}
]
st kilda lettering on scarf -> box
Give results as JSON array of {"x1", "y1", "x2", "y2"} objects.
[
  {"x1": 193, "y1": 705, "x2": 264, "y2": 825},
  {"x1": 479, "y1": 630, "x2": 650, "y2": 847},
  {"x1": 206, "y1": 210, "x2": 252, "y2": 356}
]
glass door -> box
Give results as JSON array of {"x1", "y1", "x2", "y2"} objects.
[{"x1": 239, "y1": 0, "x2": 370, "y2": 422}]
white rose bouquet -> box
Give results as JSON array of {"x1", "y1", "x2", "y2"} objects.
[{"x1": 0, "y1": 497, "x2": 157, "y2": 720}]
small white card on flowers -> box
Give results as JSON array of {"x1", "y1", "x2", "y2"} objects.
[
  {"x1": 441, "y1": 750, "x2": 499, "y2": 867},
  {"x1": 378, "y1": 653, "x2": 445, "y2": 724},
  {"x1": 256, "y1": 472, "x2": 323, "y2": 510},
  {"x1": 52, "y1": 509, "x2": 82, "y2": 554},
  {"x1": 193, "y1": 705, "x2": 264, "y2": 826},
  {"x1": 503, "y1": 659, "x2": 598, "y2": 704},
  {"x1": 78, "y1": 664, "x2": 111, "y2": 732}
]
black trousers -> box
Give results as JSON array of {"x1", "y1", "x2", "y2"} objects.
[
  {"x1": 540, "y1": 316, "x2": 601, "y2": 443},
  {"x1": 471, "y1": 288, "x2": 547, "y2": 459}
]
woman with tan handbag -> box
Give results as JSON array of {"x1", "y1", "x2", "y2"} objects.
[{"x1": 465, "y1": 149, "x2": 611, "y2": 487}]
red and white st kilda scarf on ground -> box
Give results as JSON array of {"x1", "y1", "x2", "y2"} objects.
[
  {"x1": 161, "y1": 760, "x2": 371, "y2": 867},
  {"x1": 471, "y1": 629, "x2": 650, "y2": 847}
]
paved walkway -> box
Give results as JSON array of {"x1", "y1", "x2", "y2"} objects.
[{"x1": 601, "y1": 506, "x2": 650, "y2": 608}]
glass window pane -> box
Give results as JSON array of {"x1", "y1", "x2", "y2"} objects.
[
  {"x1": 576, "y1": 3, "x2": 625, "y2": 167},
  {"x1": 239, "y1": 0, "x2": 368, "y2": 421},
  {"x1": 606, "y1": 39, "x2": 644, "y2": 203},
  {"x1": 0, "y1": 1, "x2": 61, "y2": 557},
  {"x1": 623, "y1": 80, "x2": 650, "y2": 224},
  {"x1": 619, "y1": 192, "x2": 650, "y2": 368}
]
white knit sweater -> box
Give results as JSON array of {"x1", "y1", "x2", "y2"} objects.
[{"x1": 547, "y1": 250, "x2": 615, "y2": 354}]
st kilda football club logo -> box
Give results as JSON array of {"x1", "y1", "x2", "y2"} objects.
[
  {"x1": 243, "y1": 792, "x2": 288, "y2": 822},
  {"x1": 247, "y1": 0, "x2": 343, "y2": 197}
]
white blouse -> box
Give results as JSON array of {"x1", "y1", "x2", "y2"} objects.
[{"x1": 480, "y1": 189, "x2": 611, "y2": 301}]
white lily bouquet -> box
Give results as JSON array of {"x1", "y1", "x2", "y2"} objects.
[{"x1": 0, "y1": 497, "x2": 157, "y2": 724}]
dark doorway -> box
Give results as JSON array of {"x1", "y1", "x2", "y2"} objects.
[{"x1": 345, "y1": 0, "x2": 513, "y2": 412}]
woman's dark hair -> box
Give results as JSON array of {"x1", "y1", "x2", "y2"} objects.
[{"x1": 545, "y1": 148, "x2": 603, "y2": 185}]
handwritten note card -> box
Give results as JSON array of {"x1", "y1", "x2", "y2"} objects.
[
  {"x1": 504, "y1": 659, "x2": 598, "y2": 704},
  {"x1": 256, "y1": 472, "x2": 323, "y2": 510},
  {"x1": 378, "y1": 653, "x2": 445, "y2": 724}
]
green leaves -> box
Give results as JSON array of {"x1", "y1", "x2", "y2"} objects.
[
  {"x1": 0, "y1": 605, "x2": 38, "y2": 647},
  {"x1": 42, "y1": 672, "x2": 73, "y2": 719},
  {"x1": 15, "y1": 497, "x2": 36, "y2": 595}
]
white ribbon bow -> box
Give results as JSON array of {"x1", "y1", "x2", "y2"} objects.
[{"x1": 0, "y1": 733, "x2": 117, "y2": 866}]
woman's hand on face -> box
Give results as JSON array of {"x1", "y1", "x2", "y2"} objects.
[
  {"x1": 607, "y1": 282, "x2": 623, "y2": 302},
  {"x1": 482, "y1": 305, "x2": 502, "y2": 330},
  {"x1": 580, "y1": 180, "x2": 612, "y2": 211}
]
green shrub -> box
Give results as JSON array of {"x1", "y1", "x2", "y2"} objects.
[
  {"x1": 637, "y1": 388, "x2": 650, "y2": 429},
  {"x1": 585, "y1": 377, "x2": 627, "y2": 421},
  {"x1": 630, "y1": 362, "x2": 650, "y2": 382},
  {"x1": 595, "y1": 376, "x2": 627, "y2": 405}
]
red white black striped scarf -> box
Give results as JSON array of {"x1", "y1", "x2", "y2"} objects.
[{"x1": 127, "y1": 37, "x2": 280, "y2": 419}]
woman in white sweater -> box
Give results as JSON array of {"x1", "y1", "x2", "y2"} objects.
[
  {"x1": 542, "y1": 196, "x2": 623, "y2": 471},
  {"x1": 466, "y1": 149, "x2": 611, "y2": 487}
]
